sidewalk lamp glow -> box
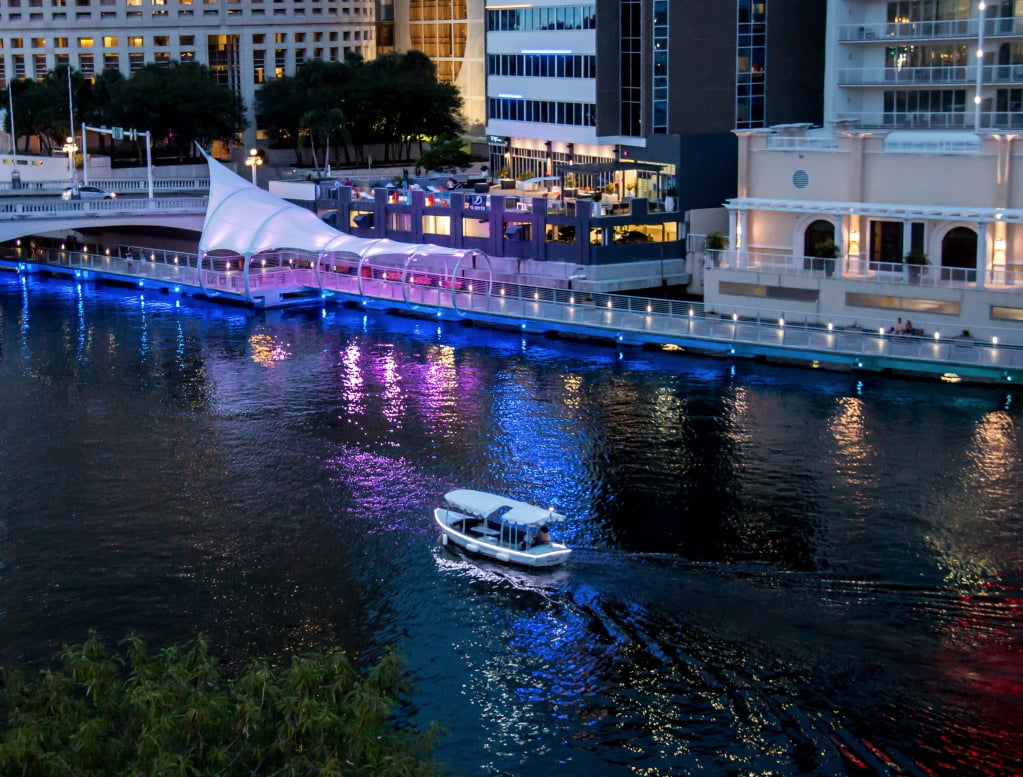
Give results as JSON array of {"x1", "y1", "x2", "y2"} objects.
[
  {"x1": 63, "y1": 136, "x2": 78, "y2": 180},
  {"x1": 245, "y1": 148, "x2": 263, "y2": 186}
]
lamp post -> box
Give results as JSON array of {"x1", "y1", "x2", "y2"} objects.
[
  {"x1": 63, "y1": 136, "x2": 78, "y2": 186},
  {"x1": 245, "y1": 148, "x2": 263, "y2": 186}
]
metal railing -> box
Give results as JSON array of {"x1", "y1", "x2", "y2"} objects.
[
  {"x1": 0, "y1": 196, "x2": 207, "y2": 218},
  {"x1": 706, "y1": 249, "x2": 1023, "y2": 289},
  {"x1": 0, "y1": 177, "x2": 209, "y2": 195},
  {"x1": 9, "y1": 244, "x2": 1023, "y2": 375}
]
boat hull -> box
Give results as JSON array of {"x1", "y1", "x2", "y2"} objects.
[{"x1": 434, "y1": 508, "x2": 571, "y2": 568}]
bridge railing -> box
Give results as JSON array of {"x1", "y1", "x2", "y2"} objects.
[
  {"x1": 0, "y1": 197, "x2": 208, "y2": 218},
  {"x1": 0, "y1": 178, "x2": 209, "y2": 195}
]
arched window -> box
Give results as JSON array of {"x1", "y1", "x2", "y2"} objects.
[
  {"x1": 941, "y1": 226, "x2": 977, "y2": 270},
  {"x1": 802, "y1": 220, "x2": 834, "y2": 268}
]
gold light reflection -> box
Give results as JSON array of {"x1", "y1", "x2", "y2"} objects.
[
  {"x1": 926, "y1": 410, "x2": 1018, "y2": 592},
  {"x1": 828, "y1": 397, "x2": 869, "y2": 464},
  {"x1": 249, "y1": 333, "x2": 291, "y2": 366},
  {"x1": 562, "y1": 373, "x2": 583, "y2": 410}
]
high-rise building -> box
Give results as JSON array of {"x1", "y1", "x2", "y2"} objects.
[
  {"x1": 485, "y1": 0, "x2": 826, "y2": 214},
  {"x1": 392, "y1": 0, "x2": 486, "y2": 134},
  {"x1": 826, "y1": 0, "x2": 1023, "y2": 130},
  {"x1": 0, "y1": 0, "x2": 379, "y2": 145}
]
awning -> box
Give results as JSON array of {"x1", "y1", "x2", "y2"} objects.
[{"x1": 555, "y1": 160, "x2": 667, "y2": 176}]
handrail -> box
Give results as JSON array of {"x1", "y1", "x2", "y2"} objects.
[{"x1": 8, "y1": 244, "x2": 1023, "y2": 376}]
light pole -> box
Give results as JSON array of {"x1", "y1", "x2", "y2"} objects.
[
  {"x1": 245, "y1": 148, "x2": 263, "y2": 187},
  {"x1": 63, "y1": 136, "x2": 78, "y2": 187}
]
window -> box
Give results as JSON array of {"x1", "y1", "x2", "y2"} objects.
[
  {"x1": 102, "y1": 36, "x2": 118, "y2": 47},
  {"x1": 128, "y1": 36, "x2": 143, "y2": 47},
  {"x1": 180, "y1": 35, "x2": 195, "y2": 45},
  {"x1": 78, "y1": 37, "x2": 94, "y2": 48},
  {"x1": 154, "y1": 36, "x2": 169, "y2": 46}
]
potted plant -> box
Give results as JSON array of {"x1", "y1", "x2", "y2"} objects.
[
  {"x1": 813, "y1": 239, "x2": 839, "y2": 277},
  {"x1": 705, "y1": 231, "x2": 727, "y2": 267},
  {"x1": 498, "y1": 166, "x2": 515, "y2": 190},
  {"x1": 905, "y1": 248, "x2": 928, "y2": 282},
  {"x1": 664, "y1": 185, "x2": 677, "y2": 212},
  {"x1": 563, "y1": 171, "x2": 577, "y2": 199}
]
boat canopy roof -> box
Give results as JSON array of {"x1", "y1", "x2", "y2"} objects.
[{"x1": 443, "y1": 489, "x2": 567, "y2": 526}]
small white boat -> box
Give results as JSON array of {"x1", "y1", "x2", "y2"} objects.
[{"x1": 434, "y1": 489, "x2": 572, "y2": 567}]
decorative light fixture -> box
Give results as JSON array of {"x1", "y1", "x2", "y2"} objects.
[{"x1": 245, "y1": 148, "x2": 263, "y2": 186}]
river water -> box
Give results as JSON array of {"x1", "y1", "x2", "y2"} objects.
[{"x1": 0, "y1": 274, "x2": 1021, "y2": 777}]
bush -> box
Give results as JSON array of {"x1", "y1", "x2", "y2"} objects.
[
  {"x1": 0, "y1": 633, "x2": 445, "y2": 777},
  {"x1": 705, "y1": 231, "x2": 728, "y2": 250}
]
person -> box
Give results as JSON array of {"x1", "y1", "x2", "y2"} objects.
[
  {"x1": 535, "y1": 525, "x2": 551, "y2": 545},
  {"x1": 894, "y1": 317, "x2": 906, "y2": 334},
  {"x1": 905, "y1": 320, "x2": 915, "y2": 335}
]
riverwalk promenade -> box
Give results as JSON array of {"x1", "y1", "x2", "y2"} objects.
[{"x1": 3, "y1": 243, "x2": 1021, "y2": 386}]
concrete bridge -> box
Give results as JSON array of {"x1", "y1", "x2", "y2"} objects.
[{"x1": 0, "y1": 196, "x2": 207, "y2": 243}]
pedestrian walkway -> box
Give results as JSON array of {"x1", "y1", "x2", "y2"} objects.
[{"x1": 3, "y1": 243, "x2": 1021, "y2": 386}]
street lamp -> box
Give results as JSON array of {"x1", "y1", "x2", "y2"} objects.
[
  {"x1": 63, "y1": 136, "x2": 78, "y2": 185},
  {"x1": 245, "y1": 148, "x2": 263, "y2": 186}
]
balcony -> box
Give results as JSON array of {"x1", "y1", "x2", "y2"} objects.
[
  {"x1": 839, "y1": 16, "x2": 1023, "y2": 43},
  {"x1": 837, "y1": 110, "x2": 1023, "y2": 131},
  {"x1": 837, "y1": 65, "x2": 971, "y2": 86}
]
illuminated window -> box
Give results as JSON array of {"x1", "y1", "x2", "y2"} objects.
[
  {"x1": 31, "y1": 38, "x2": 46, "y2": 48},
  {"x1": 78, "y1": 37, "x2": 94, "y2": 48},
  {"x1": 128, "y1": 36, "x2": 143, "y2": 47},
  {"x1": 103, "y1": 36, "x2": 118, "y2": 47}
]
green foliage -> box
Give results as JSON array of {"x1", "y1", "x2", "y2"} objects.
[
  {"x1": 4, "y1": 63, "x2": 245, "y2": 161},
  {"x1": 497, "y1": 166, "x2": 511, "y2": 179},
  {"x1": 416, "y1": 134, "x2": 473, "y2": 173},
  {"x1": 563, "y1": 172, "x2": 577, "y2": 188},
  {"x1": 256, "y1": 52, "x2": 464, "y2": 166},
  {"x1": 813, "y1": 239, "x2": 839, "y2": 258},
  {"x1": 516, "y1": 169, "x2": 535, "y2": 181},
  {"x1": 904, "y1": 248, "x2": 928, "y2": 265},
  {"x1": 0, "y1": 633, "x2": 445, "y2": 777},
  {"x1": 705, "y1": 231, "x2": 728, "y2": 250}
]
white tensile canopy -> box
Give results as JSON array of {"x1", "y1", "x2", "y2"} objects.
[
  {"x1": 443, "y1": 489, "x2": 567, "y2": 527},
  {"x1": 197, "y1": 150, "x2": 468, "y2": 263}
]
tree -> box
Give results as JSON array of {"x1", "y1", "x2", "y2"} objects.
[
  {"x1": 114, "y1": 62, "x2": 246, "y2": 160},
  {"x1": 256, "y1": 51, "x2": 464, "y2": 166},
  {"x1": 416, "y1": 134, "x2": 473, "y2": 173},
  {"x1": 0, "y1": 632, "x2": 445, "y2": 777}
]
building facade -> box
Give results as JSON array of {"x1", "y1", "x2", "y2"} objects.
[
  {"x1": 826, "y1": 0, "x2": 1023, "y2": 130},
  {"x1": 485, "y1": 0, "x2": 826, "y2": 216},
  {"x1": 0, "y1": 0, "x2": 378, "y2": 145}
]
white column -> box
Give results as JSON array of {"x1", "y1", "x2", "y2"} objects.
[
  {"x1": 976, "y1": 220, "x2": 988, "y2": 289},
  {"x1": 833, "y1": 214, "x2": 844, "y2": 277},
  {"x1": 737, "y1": 209, "x2": 748, "y2": 270}
]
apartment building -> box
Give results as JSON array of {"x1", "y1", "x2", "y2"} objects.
[
  {"x1": 485, "y1": 0, "x2": 826, "y2": 214},
  {"x1": 0, "y1": 0, "x2": 378, "y2": 144},
  {"x1": 827, "y1": 0, "x2": 1023, "y2": 129}
]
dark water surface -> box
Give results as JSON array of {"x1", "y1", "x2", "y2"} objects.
[{"x1": 0, "y1": 275, "x2": 1021, "y2": 776}]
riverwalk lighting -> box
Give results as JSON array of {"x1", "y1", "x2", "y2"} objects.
[
  {"x1": 993, "y1": 336, "x2": 999, "y2": 345},
  {"x1": 245, "y1": 148, "x2": 263, "y2": 186}
]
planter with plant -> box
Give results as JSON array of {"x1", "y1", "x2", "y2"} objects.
[
  {"x1": 563, "y1": 171, "x2": 577, "y2": 198},
  {"x1": 813, "y1": 239, "x2": 839, "y2": 277},
  {"x1": 904, "y1": 248, "x2": 928, "y2": 282},
  {"x1": 705, "y1": 231, "x2": 727, "y2": 267},
  {"x1": 498, "y1": 166, "x2": 515, "y2": 190}
]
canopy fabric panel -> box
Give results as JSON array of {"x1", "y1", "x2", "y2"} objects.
[
  {"x1": 198, "y1": 151, "x2": 470, "y2": 260},
  {"x1": 443, "y1": 489, "x2": 567, "y2": 526}
]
